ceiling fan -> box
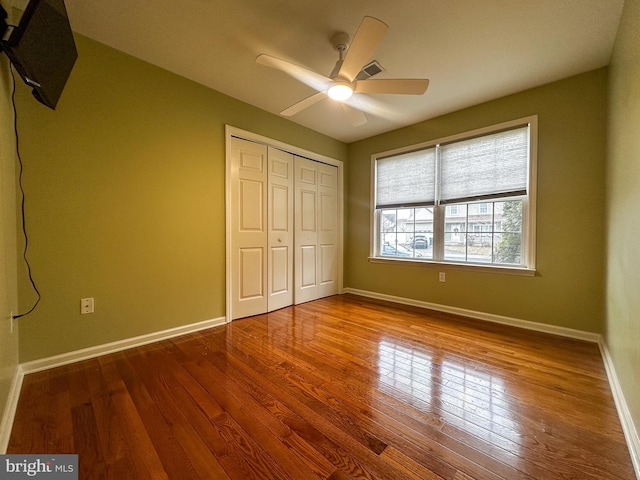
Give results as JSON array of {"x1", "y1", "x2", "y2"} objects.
[{"x1": 256, "y1": 16, "x2": 429, "y2": 126}]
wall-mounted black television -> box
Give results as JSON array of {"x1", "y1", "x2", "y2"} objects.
[{"x1": 1, "y1": 0, "x2": 77, "y2": 109}]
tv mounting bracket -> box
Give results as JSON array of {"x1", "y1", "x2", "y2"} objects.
[
  {"x1": 0, "y1": 4, "x2": 19, "y2": 48},
  {"x1": 1, "y1": 4, "x2": 12, "y2": 46}
]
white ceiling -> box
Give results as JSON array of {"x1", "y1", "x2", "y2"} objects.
[{"x1": 16, "y1": 0, "x2": 625, "y2": 143}]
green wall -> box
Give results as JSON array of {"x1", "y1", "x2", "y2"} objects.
[
  {"x1": 346, "y1": 68, "x2": 608, "y2": 332},
  {"x1": 606, "y1": 0, "x2": 640, "y2": 460},
  {"x1": 0, "y1": 2, "x2": 20, "y2": 448},
  {"x1": 14, "y1": 34, "x2": 346, "y2": 362}
]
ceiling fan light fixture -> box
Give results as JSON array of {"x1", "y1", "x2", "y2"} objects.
[{"x1": 327, "y1": 82, "x2": 353, "y2": 101}]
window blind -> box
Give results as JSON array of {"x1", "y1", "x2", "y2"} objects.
[
  {"x1": 376, "y1": 148, "x2": 436, "y2": 208},
  {"x1": 439, "y1": 126, "x2": 529, "y2": 204}
]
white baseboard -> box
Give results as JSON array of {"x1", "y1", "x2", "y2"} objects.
[
  {"x1": 344, "y1": 288, "x2": 601, "y2": 342},
  {"x1": 598, "y1": 340, "x2": 640, "y2": 480},
  {"x1": 344, "y1": 288, "x2": 639, "y2": 478},
  {"x1": 20, "y1": 316, "x2": 227, "y2": 375},
  {"x1": 0, "y1": 364, "x2": 24, "y2": 454}
]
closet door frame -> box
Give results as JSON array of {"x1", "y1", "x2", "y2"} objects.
[{"x1": 225, "y1": 125, "x2": 344, "y2": 322}]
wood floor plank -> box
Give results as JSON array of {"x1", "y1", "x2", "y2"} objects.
[
  {"x1": 71, "y1": 402, "x2": 109, "y2": 480},
  {"x1": 380, "y1": 446, "x2": 447, "y2": 480},
  {"x1": 7, "y1": 294, "x2": 636, "y2": 480}
]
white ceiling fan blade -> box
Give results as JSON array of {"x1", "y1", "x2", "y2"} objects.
[
  {"x1": 341, "y1": 101, "x2": 367, "y2": 126},
  {"x1": 281, "y1": 91, "x2": 326, "y2": 117},
  {"x1": 338, "y1": 16, "x2": 388, "y2": 82},
  {"x1": 256, "y1": 54, "x2": 331, "y2": 92},
  {"x1": 354, "y1": 78, "x2": 430, "y2": 95}
]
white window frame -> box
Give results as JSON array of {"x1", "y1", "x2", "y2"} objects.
[{"x1": 369, "y1": 116, "x2": 537, "y2": 276}]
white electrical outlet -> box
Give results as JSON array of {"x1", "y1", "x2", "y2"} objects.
[
  {"x1": 439, "y1": 272, "x2": 446, "y2": 282},
  {"x1": 81, "y1": 298, "x2": 95, "y2": 314}
]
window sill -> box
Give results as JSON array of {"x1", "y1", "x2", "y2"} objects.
[{"x1": 367, "y1": 256, "x2": 536, "y2": 276}]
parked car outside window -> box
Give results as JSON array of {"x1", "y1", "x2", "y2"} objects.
[{"x1": 412, "y1": 235, "x2": 431, "y2": 248}]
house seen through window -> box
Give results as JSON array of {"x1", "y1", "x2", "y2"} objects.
[{"x1": 372, "y1": 117, "x2": 536, "y2": 270}]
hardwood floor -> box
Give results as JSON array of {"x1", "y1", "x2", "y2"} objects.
[{"x1": 8, "y1": 294, "x2": 635, "y2": 479}]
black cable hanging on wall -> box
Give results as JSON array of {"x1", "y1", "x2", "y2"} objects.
[{"x1": 9, "y1": 63, "x2": 41, "y2": 320}]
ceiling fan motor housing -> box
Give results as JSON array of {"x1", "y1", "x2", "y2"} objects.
[{"x1": 331, "y1": 32, "x2": 350, "y2": 52}]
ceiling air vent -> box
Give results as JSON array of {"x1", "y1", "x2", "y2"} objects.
[{"x1": 355, "y1": 60, "x2": 384, "y2": 80}]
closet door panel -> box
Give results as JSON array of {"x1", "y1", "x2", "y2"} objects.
[
  {"x1": 295, "y1": 157, "x2": 319, "y2": 303},
  {"x1": 239, "y1": 248, "x2": 264, "y2": 299},
  {"x1": 317, "y1": 162, "x2": 339, "y2": 297},
  {"x1": 270, "y1": 246, "x2": 289, "y2": 294},
  {"x1": 230, "y1": 138, "x2": 268, "y2": 319},
  {"x1": 295, "y1": 157, "x2": 338, "y2": 303},
  {"x1": 267, "y1": 147, "x2": 294, "y2": 311},
  {"x1": 320, "y1": 244, "x2": 336, "y2": 284},
  {"x1": 300, "y1": 245, "x2": 317, "y2": 288}
]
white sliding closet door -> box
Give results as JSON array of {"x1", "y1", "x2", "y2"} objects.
[{"x1": 294, "y1": 157, "x2": 338, "y2": 304}]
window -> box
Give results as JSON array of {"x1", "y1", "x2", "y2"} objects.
[
  {"x1": 371, "y1": 117, "x2": 537, "y2": 272},
  {"x1": 380, "y1": 207, "x2": 434, "y2": 260}
]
